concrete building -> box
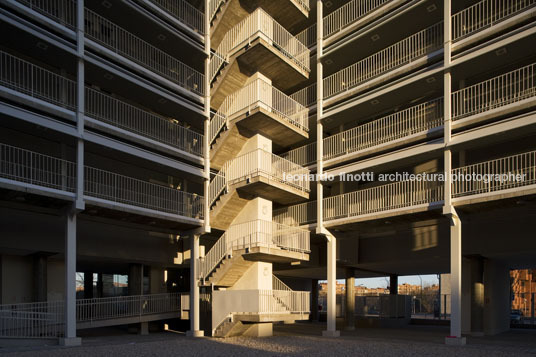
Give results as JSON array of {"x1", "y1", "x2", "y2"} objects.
[{"x1": 0, "y1": 0, "x2": 535, "y2": 347}]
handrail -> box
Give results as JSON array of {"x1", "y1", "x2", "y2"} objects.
[
  {"x1": 323, "y1": 0, "x2": 391, "y2": 39},
  {"x1": 0, "y1": 143, "x2": 76, "y2": 193},
  {"x1": 208, "y1": 0, "x2": 226, "y2": 23},
  {"x1": 272, "y1": 275, "x2": 292, "y2": 292},
  {"x1": 296, "y1": 24, "x2": 316, "y2": 49},
  {"x1": 15, "y1": 0, "x2": 76, "y2": 29},
  {"x1": 84, "y1": 9, "x2": 204, "y2": 96},
  {"x1": 273, "y1": 200, "x2": 317, "y2": 227},
  {"x1": 0, "y1": 50, "x2": 77, "y2": 110},
  {"x1": 323, "y1": 22, "x2": 443, "y2": 99},
  {"x1": 290, "y1": 83, "x2": 317, "y2": 109},
  {"x1": 209, "y1": 78, "x2": 309, "y2": 144},
  {"x1": 280, "y1": 142, "x2": 317, "y2": 167},
  {"x1": 452, "y1": 62, "x2": 536, "y2": 120},
  {"x1": 452, "y1": 150, "x2": 536, "y2": 197},
  {"x1": 452, "y1": 0, "x2": 536, "y2": 41},
  {"x1": 148, "y1": 0, "x2": 204, "y2": 34},
  {"x1": 0, "y1": 300, "x2": 64, "y2": 338},
  {"x1": 209, "y1": 8, "x2": 310, "y2": 82},
  {"x1": 85, "y1": 87, "x2": 204, "y2": 157}
]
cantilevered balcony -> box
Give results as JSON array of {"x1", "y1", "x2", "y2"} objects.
[
  {"x1": 0, "y1": 143, "x2": 204, "y2": 223},
  {"x1": 144, "y1": 0, "x2": 205, "y2": 35},
  {"x1": 9, "y1": 0, "x2": 77, "y2": 30},
  {"x1": 210, "y1": 78, "x2": 309, "y2": 169},
  {"x1": 273, "y1": 200, "x2": 316, "y2": 227},
  {"x1": 209, "y1": 149, "x2": 310, "y2": 229},
  {"x1": 84, "y1": 9, "x2": 204, "y2": 98},
  {"x1": 210, "y1": 8, "x2": 310, "y2": 108},
  {"x1": 209, "y1": 0, "x2": 310, "y2": 50},
  {"x1": 323, "y1": 22, "x2": 443, "y2": 107},
  {"x1": 452, "y1": 150, "x2": 536, "y2": 205},
  {"x1": 452, "y1": 0, "x2": 536, "y2": 50},
  {"x1": 452, "y1": 62, "x2": 536, "y2": 129}
]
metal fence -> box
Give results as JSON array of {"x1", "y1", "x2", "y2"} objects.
[
  {"x1": 452, "y1": 150, "x2": 536, "y2": 198},
  {"x1": 0, "y1": 143, "x2": 76, "y2": 193},
  {"x1": 84, "y1": 9, "x2": 204, "y2": 96},
  {"x1": 85, "y1": 88, "x2": 203, "y2": 157},
  {"x1": 16, "y1": 0, "x2": 76, "y2": 29},
  {"x1": 296, "y1": 24, "x2": 316, "y2": 49},
  {"x1": 280, "y1": 142, "x2": 317, "y2": 167},
  {"x1": 84, "y1": 166, "x2": 204, "y2": 219},
  {"x1": 0, "y1": 50, "x2": 76, "y2": 110},
  {"x1": 452, "y1": 62, "x2": 536, "y2": 120},
  {"x1": 323, "y1": 22, "x2": 443, "y2": 99},
  {"x1": 149, "y1": 0, "x2": 204, "y2": 34},
  {"x1": 452, "y1": 0, "x2": 536, "y2": 41},
  {"x1": 0, "y1": 300, "x2": 64, "y2": 339},
  {"x1": 290, "y1": 82, "x2": 317, "y2": 109},
  {"x1": 273, "y1": 200, "x2": 317, "y2": 227}
]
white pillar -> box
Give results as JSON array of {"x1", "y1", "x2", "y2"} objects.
[
  {"x1": 187, "y1": 234, "x2": 203, "y2": 337},
  {"x1": 203, "y1": 0, "x2": 211, "y2": 234},
  {"x1": 75, "y1": 0, "x2": 85, "y2": 211},
  {"x1": 322, "y1": 234, "x2": 340, "y2": 337}
]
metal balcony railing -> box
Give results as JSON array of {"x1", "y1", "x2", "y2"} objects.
[
  {"x1": 323, "y1": 179, "x2": 444, "y2": 221},
  {"x1": 452, "y1": 63, "x2": 536, "y2": 121},
  {"x1": 0, "y1": 300, "x2": 65, "y2": 338},
  {"x1": 84, "y1": 9, "x2": 204, "y2": 96},
  {"x1": 290, "y1": 82, "x2": 317, "y2": 109},
  {"x1": 208, "y1": 0, "x2": 226, "y2": 23},
  {"x1": 148, "y1": 0, "x2": 204, "y2": 34},
  {"x1": 85, "y1": 88, "x2": 204, "y2": 157},
  {"x1": 324, "y1": 98, "x2": 444, "y2": 160},
  {"x1": 323, "y1": 0, "x2": 391, "y2": 39},
  {"x1": 452, "y1": 0, "x2": 536, "y2": 41},
  {"x1": 0, "y1": 143, "x2": 76, "y2": 193},
  {"x1": 273, "y1": 200, "x2": 317, "y2": 227},
  {"x1": 280, "y1": 143, "x2": 317, "y2": 167},
  {"x1": 296, "y1": 24, "x2": 316, "y2": 49},
  {"x1": 0, "y1": 50, "x2": 76, "y2": 110},
  {"x1": 200, "y1": 219, "x2": 310, "y2": 280},
  {"x1": 84, "y1": 166, "x2": 204, "y2": 219},
  {"x1": 323, "y1": 22, "x2": 443, "y2": 99},
  {"x1": 452, "y1": 151, "x2": 536, "y2": 198},
  {"x1": 15, "y1": 0, "x2": 76, "y2": 29},
  {"x1": 208, "y1": 149, "x2": 310, "y2": 206},
  {"x1": 209, "y1": 8, "x2": 310, "y2": 82},
  {"x1": 76, "y1": 293, "x2": 182, "y2": 323},
  {"x1": 209, "y1": 78, "x2": 309, "y2": 144}
]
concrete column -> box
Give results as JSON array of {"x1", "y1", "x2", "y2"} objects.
[
  {"x1": 33, "y1": 253, "x2": 48, "y2": 302},
  {"x1": 74, "y1": 0, "x2": 85, "y2": 212},
  {"x1": 470, "y1": 257, "x2": 484, "y2": 336},
  {"x1": 128, "y1": 264, "x2": 143, "y2": 296},
  {"x1": 60, "y1": 211, "x2": 81, "y2": 346},
  {"x1": 389, "y1": 274, "x2": 398, "y2": 295},
  {"x1": 483, "y1": 259, "x2": 510, "y2": 335},
  {"x1": 187, "y1": 234, "x2": 203, "y2": 337},
  {"x1": 311, "y1": 279, "x2": 319, "y2": 321},
  {"x1": 345, "y1": 269, "x2": 355, "y2": 330},
  {"x1": 203, "y1": 0, "x2": 211, "y2": 234},
  {"x1": 322, "y1": 235, "x2": 340, "y2": 337},
  {"x1": 83, "y1": 272, "x2": 93, "y2": 299}
]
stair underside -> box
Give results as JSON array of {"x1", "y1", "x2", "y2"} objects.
[
  {"x1": 211, "y1": 37, "x2": 310, "y2": 109},
  {"x1": 234, "y1": 175, "x2": 309, "y2": 205},
  {"x1": 210, "y1": 187, "x2": 253, "y2": 231},
  {"x1": 210, "y1": 124, "x2": 251, "y2": 171},
  {"x1": 211, "y1": 0, "x2": 309, "y2": 49}
]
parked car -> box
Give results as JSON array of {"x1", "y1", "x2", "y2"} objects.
[{"x1": 510, "y1": 309, "x2": 522, "y2": 323}]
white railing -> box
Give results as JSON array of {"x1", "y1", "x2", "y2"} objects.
[
  {"x1": 452, "y1": 151, "x2": 536, "y2": 198},
  {"x1": 0, "y1": 300, "x2": 64, "y2": 339},
  {"x1": 85, "y1": 88, "x2": 204, "y2": 157},
  {"x1": 290, "y1": 82, "x2": 317, "y2": 109},
  {"x1": 452, "y1": 63, "x2": 536, "y2": 120},
  {"x1": 209, "y1": 8, "x2": 310, "y2": 82},
  {"x1": 260, "y1": 290, "x2": 310, "y2": 314},
  {"x1": 0, "y1": 143, "x2": 76, "y2": 193},
  {"x1": 296, "y1": 24, "x2": 316, "y2": 49},
  {"x1": 85, "y1": 166, "x2": 204, "y2": 219},
  {"x1": 324, "y1": 98, "x2": 444, "y2": 160},
  {"x1": 323, "y1": 0, "x2": 391, "y2": 39},
  {"x1": 0, "y1": 50, "x2": 76, "y2": 110},
  {"x1": 149, "y1": 0, "x2": 204, "y2": 34},
  {"x1": 323, "y1": 22, "x2": 443, "y2": 99},
  {"x1": 323, "y1": 179, "x2": 443, "y2": 221},
  {"x1": 272, "y1": 275, "x2": 292, "y2": 292},
  {"x1": 273, "y1": 200, "x2": 317, "y2": 226},
  {"x1": 280, "y1": 142, "x2": 317, "y2": 167},
  {"x1": 209, "y1": 78, "x2": 309, "y2": 144},
  {"x1": 84, "y1": 9, "x2": 204, "y2": 96},
  {"x1": 208, "y1": 148, "x2": 310, "y2": 205},
  {"x1": 452, "y1": 0, "x2": 536, "y2": 41},
  {"x1": 200, "y1": 219, "x2": 310, "y2": 279},
  {"x1": 293, "y1": 0, "x2": 311, "y2": 12},
  {"x1": 77, "y1": 293, "x2": 181, "y2": 322},
  {"x1": 208, "y1": 0, "x2": 226, "y2": 23},
  {"x1": 16, "y1": 0, "x2": 76, "y2": 29}
]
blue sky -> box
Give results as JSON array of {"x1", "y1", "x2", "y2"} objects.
[{"x1": 325, "y1": 274, "x2": 440, "y2": 288}]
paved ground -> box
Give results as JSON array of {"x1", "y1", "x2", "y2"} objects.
[{"x1": 1, "y1": 323, "x2": 536, "y2": 356}]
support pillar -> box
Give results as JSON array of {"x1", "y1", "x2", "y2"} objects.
[
  {"x1": 322, "y1": 235, "x2": 340, "y2": 337},
  {"x1": 187, "y1": 234, "x2": 203, "y2": 337},
  {"x1": 389, "y1": 274, "x2": 398, "y2": 295},
  {"x1": 470, "y1": 257, "x2": 484, "y2": 336},
  {"x1": 128, "y1": 264, "x2": 143, "y2": 296},
  {"x1": 483, "y1": 259, "x2": 510, "y2": 335},
  {"x1": 311, "y1": 279, "x2": 319, "y2": 322},
  {"x1": 345, "y1": 269, "x2": 355, "y2": 330},
  {"x1": 83, "y1": 272, "x2": 93, "y2": 299},
  {"x1": 33, "y1": 253, "x2": 48, "y2": 302}
]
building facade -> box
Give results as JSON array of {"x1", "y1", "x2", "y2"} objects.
[{"x1": 0, "y1": 0, "x2": 535, "y2": 346}]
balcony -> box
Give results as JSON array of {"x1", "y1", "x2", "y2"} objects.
[
  {"x1": 11, "y1": 0, "x2": 77, "y2": 30},
  {"x1": 210, "y1": 8, "x2": 310, "y2": 108},
  {"x1": 210, "y1": 78, "x2": 309, "y2": 169},
  {"x1": 145, "y1": 0, "x2": 205, "y2": 35},
  {"x1": 452, "y1": 62, "x2": 536, "y2": 129},
  {"x1": 323, "y1": 22, "x2": 443, "y2": 107},
  {"x1": 0, "y1": 143, "x2": 204, "y2": 222},
  {"x1": 84, "y1": 9, "x2": 204, "y2": 98},
  {"x1": 452, "y1": 150, "x2": 536, "y2": 204},
  {"x1": 280, "y1": 143, "x2": 317, "y2": 168},
  {"x1": 273, "y1": 200, "x2": 316, "y2": 227}
]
